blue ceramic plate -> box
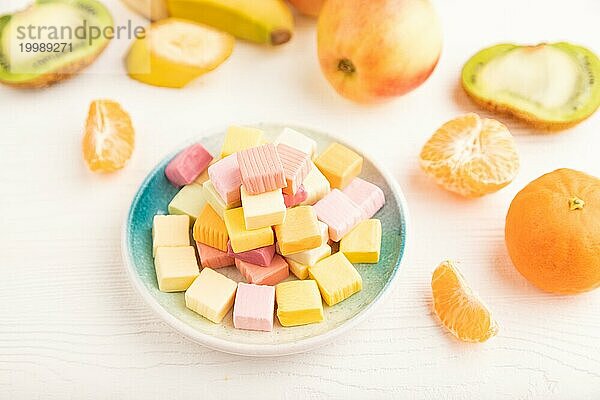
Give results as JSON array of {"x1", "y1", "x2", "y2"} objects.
[{"x1": 122, "y1": 123, "x2": 410, "y2": 356}]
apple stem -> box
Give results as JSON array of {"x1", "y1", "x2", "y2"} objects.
[{"x1": 338, "y1": 59, "x2": 356, "y2": 75}]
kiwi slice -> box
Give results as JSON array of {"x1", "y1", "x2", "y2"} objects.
[
  {"x1": 462, "y1": 42, "x2": 600, "y2": 130},
  {"x1": 0, "y1": 0, "x2": 113, "y2": 88}
]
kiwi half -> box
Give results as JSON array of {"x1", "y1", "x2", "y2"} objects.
[
  {"x1": 462, "y1": 42, "x2": 600, "y2": 130},
  {"x1": 0, "y1": 0, "x2": 113, "y2": 88}
]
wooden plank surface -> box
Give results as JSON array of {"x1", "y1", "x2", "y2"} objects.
[{"x1": 1, "y1": 0, "x2": 599, "y2": 398}]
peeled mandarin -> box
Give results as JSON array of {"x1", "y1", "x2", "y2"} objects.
[
  {"x1": 82, "y1": 99, "x2": 134, "y2": 173},
  {"x1": 419, "y1": 113, "x2": 519, "y2": 197}
]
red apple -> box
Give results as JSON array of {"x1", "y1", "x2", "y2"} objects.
[
  {"x1": 317, "y1": 0, "x2": 442, "y2": 103},
  {"x1": 288, "y1": 0, "x2": 325, "y2": 17}
]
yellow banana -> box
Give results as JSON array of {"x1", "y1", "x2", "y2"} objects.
[{"x1": 167, "y1": 0, "x2": 294, "y2": 45}]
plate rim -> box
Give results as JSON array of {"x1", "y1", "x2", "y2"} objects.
[{"x1": 121, "y1": 122, "x2": 411, "y2": 357}]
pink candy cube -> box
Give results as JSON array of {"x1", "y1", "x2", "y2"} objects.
[
  {"x1": 233, "y1": 283, "x2": 275, "y2": 332},
  {"x1": 235, "y1": 255, "x2": 289, "y2": 286},
  {"x1": 227, "y1": 241, "x2": 276, "y2": 267},
  {"x1": 196, "y1": 242, "x2": 234, "y2": 269},
  {"x1": 208, "y1": 154, "x2": 242, "y2": 206},
  {"x1": 237, "y1": 144, "x2": 287, "y2": 195},
  {"x1": 283, "y1": 185, "x2": 308, "y2": 208},
  {"x1": 314, "y1": 189, "x2": 363, "y2": 242},
  {"x1": 277, "y1": 144, "x2": 312, "y2": 196},
  {"x1": 165, "y1": 144, "x2": 213, "y2": 187},
  {"x1": 343, "y1": 178, "x2": 385, "y2": 219}
]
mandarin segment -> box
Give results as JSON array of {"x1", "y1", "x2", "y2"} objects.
[
  {"x1": 431, "y1": 261, "x2": 498, "y2": 342},
  {"x1": 82, "y1": 100, "x2": 135, "y2": 173},
  {"x1": 419, "y1": 113, "x2": 519, "y2": 197}
]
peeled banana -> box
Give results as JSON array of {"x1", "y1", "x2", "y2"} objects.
[
  {"x1": 125, "y1": 18, "x2": 235, "y2": 88},
  {"x1": 121, "y1": 0, "x2": 169, "y2": 20},
  {"x1": 166, "y1": 0, "x2": 294, "y2": 45}
]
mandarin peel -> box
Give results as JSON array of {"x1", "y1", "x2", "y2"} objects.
[{"x1": 505, "y1": 168, "x2": 600, "y2": 294}]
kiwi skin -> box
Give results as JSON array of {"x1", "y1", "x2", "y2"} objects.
[
  {"x1": 1, "y1": 41, "x2": 109, "y2": 89},
  {"x1": 0, "y1": 0, "x2": 113, "y2": 89},
  {"x1": 461, "y1": 42, "x2": 600, "y2": 131},
  {"x1": 461, "y1": 79, "x2": 591, "y2": 131},
  {"x1": 461, "y1": 83, "x2": 585, "y2": 131}
]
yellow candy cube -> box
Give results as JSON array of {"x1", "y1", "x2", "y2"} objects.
[
  {"x1": 224, "y1": 207, "x2": 274, "y2": 253},
  {"x1": 286, "y1": 259, "x2": 309, "y2": 280},
  {"x1": 152, "y1": 214, "x2": 190, "y2": 257},
  {"x1": 154, "y1": 246, "x2": 199, "y2": 292},
  {"x1": 193, "y1": 205, "x2": 229, "y2": 251},
  {"x1": 193, "y1": 159, "x2": 218, "y2": 185},
  {"x1": 202, "y1": 180, "x2": 240, "y2": 218},
  {"x1": 300, "y1": 163, "x2": 331, "y2": 205},
  {"x1": 340, "y1": 219, "x2": 382, "y2": 263},
  {"x1": 309, "y1": 252, "x2": 362, "y2": 306},
  {"x1": 276, "y1": 280, "x2": 324, "y2": 327},
  {"x1": 314, "y1": 142, "x2": 363, "y2": 189},
  {"x1": 273, "y1": 206, "x2": 321, "y2": 256},
  {"x1": 284, "y1": 243, "x2": 331, "y2": 267},
  {"x1": 240, "y1": 186, "x2": 286, "y2": 230},
  {"x1": 168, "y1": 184, "x2": 207, "y2": 222},
  {"x1": 220, "y1": 126, "x2": 264, "y2": 158},
  {"x1": 185, "y1": 268, "x2": 237, "y2": 323}
]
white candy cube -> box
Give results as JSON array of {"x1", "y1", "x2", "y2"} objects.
[{"x1": 152, "y1": 214, "x2": 190, "y2": 257}]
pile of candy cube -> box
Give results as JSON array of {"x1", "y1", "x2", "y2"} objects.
[{"x1": 152, "y1": 126, "x2": 385, "y2": 331}]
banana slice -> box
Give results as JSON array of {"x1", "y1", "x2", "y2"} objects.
[{"x1": 126, "y1": 18, "x2": 234, "y2": 88}]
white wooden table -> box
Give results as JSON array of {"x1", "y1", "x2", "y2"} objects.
[{"x1": 2, "y1": 0, "x2": 599, "y2": 398}]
